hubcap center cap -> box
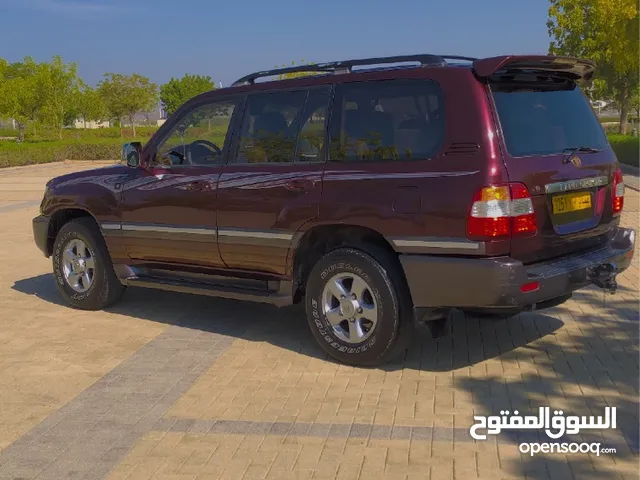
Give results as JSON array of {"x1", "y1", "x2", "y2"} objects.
[{"x1": 339, "y1": 298, "x2": 359, "y2": 318}]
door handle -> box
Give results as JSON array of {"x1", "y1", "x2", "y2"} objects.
[
  {"x1": 285, "y1": 179, "x2": 314, "y2": 192},
  {"x1": 186, "y1": 180, "x2": 214, "y2": 192}
]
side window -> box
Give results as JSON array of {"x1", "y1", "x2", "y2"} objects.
[
  {"x1": 329, "y1": 80, "x2": 445, "y2": 162},
  {"x1": 232, "y1": 90, "x2": 307, "y2": 164},
  {"x1": 154, "y1": 99, "x2": 236, "y2": 167},
  {"x1": 296, "y1": 88, "x2": 330, "y2": 163}
]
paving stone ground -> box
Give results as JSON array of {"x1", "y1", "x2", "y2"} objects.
[{"x1": 0, "y1": 161, "x2": 637, "y2": 480}]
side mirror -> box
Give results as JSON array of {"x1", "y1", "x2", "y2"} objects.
[{"x1": 121, "y1": 142, "x2": 142, "y2": 167}]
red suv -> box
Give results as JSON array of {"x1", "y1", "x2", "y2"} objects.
[{"x1": 32, "y1": 54, "x2": 635, "y2": 366}]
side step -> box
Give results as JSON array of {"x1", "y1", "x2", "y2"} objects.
[{"x1": 123, "y1": 277, "x2": 293, "y2": 307}]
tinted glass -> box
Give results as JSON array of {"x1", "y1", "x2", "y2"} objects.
[
  {"x1": 329, "y1": 79, "x2": 445, "y2": 162},
  {"x1": 492, "y1": 81, "x2": 608, "y2": 157},
  {"x1": 233, "y1": 90, "x2": 307, "y2": 164},
  {"x1": 296, "y1": 88, "x2": 330, "y2": 163},
  {"x1": 155, "y1": 100, "x2": 236, "y2": 166}
]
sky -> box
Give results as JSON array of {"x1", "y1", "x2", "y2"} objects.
[{"x1": 0, "y1": 0, "x2": 552, "y2": 88}]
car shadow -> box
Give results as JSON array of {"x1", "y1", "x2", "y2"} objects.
[
  {"x1": 454, "y1": 288, "x2": 639, "y2": 478},
  {"x1": 13, "y1": 273, "x2": 564, "y2": 374},
  {"x1": 25, "y1": 273, "x2": 640, "y2": 477}
]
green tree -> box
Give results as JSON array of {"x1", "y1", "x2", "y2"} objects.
[
  {"x1": 0, "y1": 58, "x2": 8, "y2": 122},
  {"x1": 76, "y1": 83, "x2": 108, "y2": 128},
  {"x1": 584, "y1": 77, "x2": 608, "y2": 102},
  {"x1": 0, "y1": 57, "x2": 47, "y2": 140},
  {"x1": 548, "y1": 0, "x2": 639, "y2": 134},
  {"x1": 629, "y1": 85, "x2": 640, "y2": 122},
  {"x1": 97, "y1": 73, "x2": 158, "y2": 137},
  {"x1": 160, "y1": 74, "x2": 214, "y2": 116},
  {"x1": 277, "y1": 60, "x2": 319, "y2": 80},
  {"x1": 0, "y1": 58, "x2": 7, "y2": 84},
  {"x1": 40, "y1": 56, "x2": 82, "y2": 139}
]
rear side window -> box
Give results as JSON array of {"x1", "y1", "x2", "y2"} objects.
[
  {"x1": 329, "y1": 79, "x2": 445, "y2": 162},
  {"x1": 233, "y1": 90, "x2": 307, "y2": 164},
  {"x1": 296, "y1": 89, "x2": 330, "y2": 163},
  {"x1": 491, "y1": 81, "x2": 608, "y2": 157}
]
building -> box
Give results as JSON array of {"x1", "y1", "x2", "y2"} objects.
[{"x1": 73, "y1": 119, "x2": 111, "y2": 129}]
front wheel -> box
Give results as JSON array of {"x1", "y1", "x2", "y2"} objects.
[
  {"x1": 52, "y1": 218, "x2": 125, "y2": 310},
  {"x1": 305, "y1": 247, "x2": 412, "y2": 366}
]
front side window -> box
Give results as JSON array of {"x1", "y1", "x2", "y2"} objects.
[
  {"x1": 232, "y1": 90, "x2": 308, "y2": 164},
  {"x1": 154, "y1": 99, "x2": 236, "y2": 166},
  {"x1": 329, "y1": 79, "x2": 445, "y2": 162}
]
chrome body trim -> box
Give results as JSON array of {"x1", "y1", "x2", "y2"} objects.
[
  {"x1": 389, "y1": 237, "x2": 482, "y2": 251},
  {"x1": 121, "y1": 224, "x2": 216, "y2": 236},
  {"x1": 218, "y1": 229, "x2": 294, "y2": 241}
]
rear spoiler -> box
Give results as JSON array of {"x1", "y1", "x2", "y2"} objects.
[{"x1": 473, "y1": 55, "x2": 596, "y2": 81}]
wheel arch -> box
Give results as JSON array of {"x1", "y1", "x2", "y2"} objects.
[
  {"x1": 46, "y1": 208, "x2": 99, "y2": 256},
  {"x1": 289, "y1": 223, "x2": 405, "y2": 303}
]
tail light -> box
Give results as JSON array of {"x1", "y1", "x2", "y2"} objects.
[
  {"x1": 612, "y1": 168, "x2": 624, "y2": 215},
  {"x1": 467, "y1": 183, "x2": 537, "y2": 240}
]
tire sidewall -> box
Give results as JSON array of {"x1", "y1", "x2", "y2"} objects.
[
  {"x1": 306, "y1": 249, "x2": 400, "y2": 365},
  {"x1": 52, "y1": 222, "x2": 107, "y2": 305}
]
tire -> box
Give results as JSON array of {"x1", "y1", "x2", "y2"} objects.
[
  {"x1": 52, "y1": 217, "x2": 125, "y2": 310},
  {"x1": 305, "y1": 247, "x2": 413, "y2": 366}
]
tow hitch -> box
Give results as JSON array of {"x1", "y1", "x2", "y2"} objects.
[{"x1": 587, "y1": 262, "x2": 618, "y2": 294}]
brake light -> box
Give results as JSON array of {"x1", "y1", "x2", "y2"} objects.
[
  {"x1": 612, "y1": 168, "x2": 624, "y2": 215},
  {"x1": 467, "y1": 183, "x2": 537, "y2": 240}
]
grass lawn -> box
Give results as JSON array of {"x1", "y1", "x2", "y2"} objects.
[{"x1": 609, "y1": 135, "x2": 639, "y2": 168}]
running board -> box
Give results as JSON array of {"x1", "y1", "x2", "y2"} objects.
[{"x1": 123, "y1": 277, "x2": 293, "y2": 307}]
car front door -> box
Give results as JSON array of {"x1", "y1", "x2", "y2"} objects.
[
  {"x1": 216, "y1": 87, "x2": 331, "y2": 275},
  {"x1": 120, "y1": 96, "x2": 239, "y2": 267}
]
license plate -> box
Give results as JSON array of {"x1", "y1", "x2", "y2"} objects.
[{"x1": 552, "y1": 192, "x2": 592, "y2": 214}]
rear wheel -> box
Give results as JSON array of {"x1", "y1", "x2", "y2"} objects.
[
  {"x1": 305, "y1": 247, "x2": 413, "y2": 366},
  {"x1": 52, "y1": 218, "x2": 125, "y2": 310}
]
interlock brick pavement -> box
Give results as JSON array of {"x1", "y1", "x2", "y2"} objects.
[{"x1": 0, "y1": 162, "x2": 637, "y2": 480}]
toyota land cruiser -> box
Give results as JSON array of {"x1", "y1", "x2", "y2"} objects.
[{"x1": 32, "y1": 54, "x2": 636, "y2": 366}]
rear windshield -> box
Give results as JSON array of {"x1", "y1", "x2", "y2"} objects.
[{"x1": 491, "y1": 80, "x2": 608, "y2": 157}]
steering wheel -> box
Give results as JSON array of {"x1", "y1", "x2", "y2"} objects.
[{"x1": 191, "y1": 139, "x2": 222, "y2": 155}]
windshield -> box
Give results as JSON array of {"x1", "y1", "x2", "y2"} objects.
[{"x1": 491, "y1": 80, "x2": 608, "y2": 157}]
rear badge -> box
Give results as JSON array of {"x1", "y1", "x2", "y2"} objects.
[{"x1": 569, "y1": 155, "x2": 582, "y2": 167}]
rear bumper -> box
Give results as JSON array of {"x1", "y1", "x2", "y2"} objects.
[
  {"x1": 400, "y1": 227, "x2": 635, "y2": 311},
  {"x1": 33, "y1": 215, "x2": 51, "y2": 257}
]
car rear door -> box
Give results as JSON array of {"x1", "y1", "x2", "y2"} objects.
[
  {"x1": 216, "y1": 86, "x2": 331, "y2": 275},
  {"x1": 489, "y1": 74, "x2": 619, "y2": 264}
]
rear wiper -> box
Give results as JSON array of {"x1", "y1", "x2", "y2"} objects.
[{"x1": 562, "y1": 146, "x2": 601, "y2": 163}]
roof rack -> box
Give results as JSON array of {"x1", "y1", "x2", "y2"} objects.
[{"x1": 231, "y1": 54, "x2": 478, "y2": 87}]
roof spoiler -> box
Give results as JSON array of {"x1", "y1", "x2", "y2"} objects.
[{"x1": 473, "y1": 55, "x2": 596, "y2": 81}]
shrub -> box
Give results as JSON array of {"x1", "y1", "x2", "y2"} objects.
[
  {"x1": 36, "y1": 126, "x2": 159, "y2": 141},
  {"x1": 609, "y1": 134, "x2": 639, "y2": 168},
  {"x1": 0, "y1": 138, "x2": 140, "y2": 168},
  {"x1": 0, "y1": 127, "x2": 18, "y2": 138},
  {"x1": 602, "y1": 123, "x2": 620, "y2": 134}
]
